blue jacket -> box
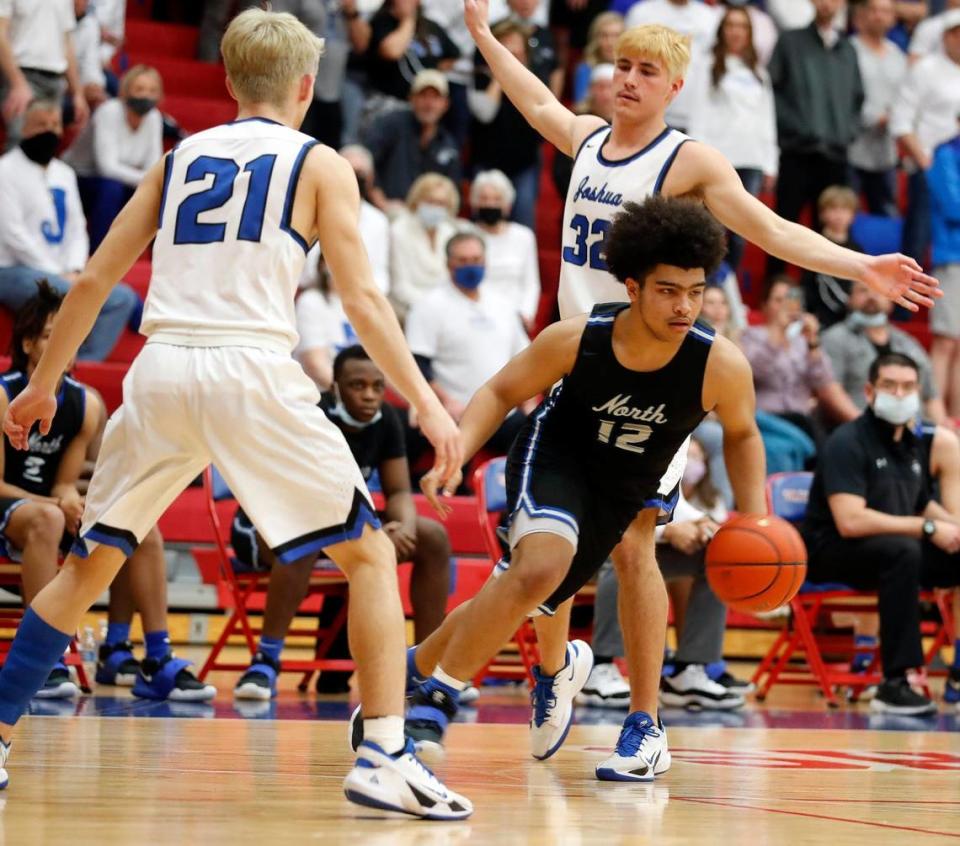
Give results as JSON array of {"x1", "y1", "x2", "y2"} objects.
[{"x1": 927, "y1": 135, "x2": 960, "y2": 267}]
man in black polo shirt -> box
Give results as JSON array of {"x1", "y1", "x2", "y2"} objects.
[
  {"x1": 231, "y1": 346, "x2": 452, "y2": 700},
  {"x1": 802, "y1": 352, "x2": 960, "y2": 715}
]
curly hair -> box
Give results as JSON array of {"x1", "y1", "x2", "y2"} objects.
[
  {"x1": 10, "y1": 279, "x2": 63, "y2": 373},
  {"x1": 604, "y1": 196, "x2": 727, "y2": 286}
]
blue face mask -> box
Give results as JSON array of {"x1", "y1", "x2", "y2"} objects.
[
  {"x1": 329, "y1": 397, "x2": 382, "y2": 429},
  {"x1": 452, "y1": 264, "x2": 485, "y2": 290}
]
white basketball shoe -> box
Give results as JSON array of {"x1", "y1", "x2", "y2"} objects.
[
  {"x1": 595, "y1": 711, "x2": 672, "y2": 782},
  {"x1": 343, "y1": 739, "x2": 473, "y2": 820},
  {"x1": 529, "y1": 640, "x2": 593, "y2": 760}
]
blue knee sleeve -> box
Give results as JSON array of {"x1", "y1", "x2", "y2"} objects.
[{"x1": 0, "y1": 609, "x2": 72, "y2": 726}]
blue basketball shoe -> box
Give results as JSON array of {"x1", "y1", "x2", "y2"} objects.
[
  {"x1": 945, "y1": 668, "x2": 960, "y2": 706},
  {"x1": 595, "y1": 711, "x2": 672, "y2": 782},
  {"x1": 133, "y1": 654, "x2": 216, "y2": 701},
  {"x1": 95, "y1": 640, "x2": 140, "y2": 687}
]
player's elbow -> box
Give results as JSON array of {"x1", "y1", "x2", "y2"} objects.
[{"x1": 832, "y1": 513, "x2": 860, "y2": 539}]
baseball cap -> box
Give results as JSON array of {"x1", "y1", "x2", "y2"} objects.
[{"x1": 410, "y1": 69, "x2": 449, "y2": 97}]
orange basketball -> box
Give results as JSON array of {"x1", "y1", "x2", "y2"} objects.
[{"x1": 705, "y1": 514, "x2": 807, "y2": 614}]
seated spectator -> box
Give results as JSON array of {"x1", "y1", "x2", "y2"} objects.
[
  {"x1": 64, "y1": 64, "x2": 164, "y2": 250},
  {"x1": 73, "y1": 0, "x2": 108, "y2": 112},
  {"x1": 469, "y1": 169, "x2": 540, "y2": 330},
  {"x1": 625, "y1": 0, "x2": 721, "y2": 132},
  {"x1": 715, "y1": 0, "x2": 778, "y2": 66},
  {"x1": 0, "y1": 282, "x2": 214, "y2": 702},
  {"x1": 0, "y1": 100, "x2": 137, "y2": 361},
  {"x1": 683, "y1": 434, "x2": 729, "y2": 522},
  {"x1": 405, "y1": 231, "x2": 531, "y2": 449},
  {"x1": 688, "y1": 3, "x2": 777, "y2": 271},
  {"x1": 339, "y1": 144, "x2": 392, "y2": 295},
  {"x1": 822, "y1": 278, "x2": 945, "y2": 421},
  {"x1": 231, "y1": 346, "x2": 452, "y2": 698},
  {"x1": 849, "y1": 0, "x2": 907, "y2": 218},
  {"x1": 800, "y1": 186, "x2": 863, "y2": 329},
  {"x1": 388, "y1": 172, "x2": 462, "y2": 321},
  {"x1": 363, "y1": 69, "x2": 461, "y2": 210},
  {"x1": 800, "y1": 352, "x2": 960, "y2": 715},
  {"x1": 0, "y1": 0, "x2": 89, "y2": 147},
  {"x1": 571, "y1": 12, "x2": 624, "y2": 106},
  {"x1": 294, "y1": 251, "x2": 359, "y2": 391},
  {"x1": 891, "y1": 11, "x2": 960, "y2": 267},
  {"x1": 701, "y1": 277, "x2": 746, "y2": 343},
  {"x1": 365, "y1": 0, "x2": 459, "y2": 102},
  {"x1": 494, "y1": 0, "x2": 563, "y2": 97},
  {"x1": 740, "y1": 275, "x2": 860, "y2": 447},
  {"x1": 469, "y1": 20, "x2": 544, "y2": 228},
  {"x1": 927, "y1": 115, "x2": 960, "y2": 416},
  {"x1": 586, "y1": 486, "x2": 749, "y2": 712}
]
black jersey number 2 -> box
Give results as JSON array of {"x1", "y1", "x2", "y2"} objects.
[
  {"x1": 597, "y1": 420, "x2": 652, "y2": 454},
  {"x1": 562, "y1": 214, "x2": 610, "y2": 270}
]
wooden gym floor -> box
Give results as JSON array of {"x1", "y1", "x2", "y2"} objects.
[{"x1": 3, "y1": 662, "x2": 960, "y2": 845}]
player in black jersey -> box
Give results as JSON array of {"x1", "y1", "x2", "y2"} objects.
[
  {"x1": 393, "y1": 196, "x2": 769, "y2": 780},
  {"x1": 0, "y1": 282, "x2": 214, "y2": 702}
]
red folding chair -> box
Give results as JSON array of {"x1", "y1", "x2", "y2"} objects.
[
  {"x1": 195, "y1": 467, "x2": 354, "y2": 691},
  {"x1": 752, "y1": 472, "x2": 942, "y2": 707}
]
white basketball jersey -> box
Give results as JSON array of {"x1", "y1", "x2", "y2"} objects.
[
  {"x1": 558, "y1": 126, "x2": 689, "y2": 320},
  {"x1": 143, "y1": 118, "x2": 319, "y2": 353}
]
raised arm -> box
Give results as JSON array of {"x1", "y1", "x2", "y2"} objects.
[
  {"x1": 464, "y1": 0, "x2": 602, "y2": 156},
  {"x1": 687, "y1": 144, "x2": 940, "y2": 312},
  {"x1": 312, "y1": 148, "x2": 462, "y2": 489},
  {"x1": 2, "y1": 157, "x2": 163, "y2": 449}
]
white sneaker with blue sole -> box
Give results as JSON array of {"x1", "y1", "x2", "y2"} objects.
[
  {"x1": 343, "y1": 739, "x2": 473, "y2": 820},
  {"x1": 595, "y1": 711, "x2": 671, "y2": 782},
  {"x1": 530, "y1": 639, "x2": 593, "y2": 760}
]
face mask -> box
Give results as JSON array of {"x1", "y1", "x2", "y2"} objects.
[
  {"x1": 846, "y1": 310, "x2": 888, "y2": 330},
  {"x1": 872, "y1": 390, "x2": 920, "y2": 426},
  {"x1": 452, "y1": 264, "x2": 485, "y2": 290},
  {"x1": 125, "y1": 96, "x2": 157, "y2": 116},
  {"x1": 416, "y1": 202, "x2": 447, "y2": 229},
  {"x1": 474, "y1": 206, "x2": 504, "y2": 226},
  {"x1": 20, "y1": 131, "x2": 59, "y2": 166},
  {"x1": 329, "y1": 396, "x2": 382, "y2": 429},
  {"x1": 683, "y1": 457, "x2": 706, "y2": 488}
]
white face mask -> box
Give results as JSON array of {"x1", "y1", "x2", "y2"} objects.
[
  {"x1": 872, "y1": 390, "x2": 920, "y2": 426},
  {"x1": 847, "y1": 310, "x2": 888, "y2": 330},
  {"x1": 329, "y1": 396, "x2": 383, "y2": 429},
  {"x1": 416, "y1": 202, "x2": 447, "y2": 230}
]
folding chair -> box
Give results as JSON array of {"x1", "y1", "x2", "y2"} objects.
[
  {"x1": 0, "y1": 558, "x2": 91, "y2": 692},
  {"x1": 195, "y1": 467, "x2": 354, "y2": 691},
  {"x1": 471, "y1": 457, "x2": 540, "y2": 687},
  {"x1": 752, "y1": 472, "x2": 942, "y2": 706}
]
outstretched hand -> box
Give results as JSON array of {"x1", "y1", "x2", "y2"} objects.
[
  {"x1": 464, "y1": 0, "x2": 491, "y2": 38},
  {"x1": 416, "y1": 403, "x2": 464, "y2": 517},
  {"x1": 862, "y1": 254, "x2": 942, "y2": 312},
  {"x1": 3, "y1": 384, "x2": 57, "y2": 451},
  {"x1": 420, "y1": 465, "x2": 463, "y2": 517}
]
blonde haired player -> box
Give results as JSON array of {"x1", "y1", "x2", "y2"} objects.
[
  {"x1": 394, "y1": 2, "x2": 942, "y2": 782},
  {"x1": 0, "y1": 9, "x2": 471, "y2": 820}
]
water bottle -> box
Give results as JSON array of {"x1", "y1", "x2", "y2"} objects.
[{"x1": 80, "y1": 625, "x2": 97, "y2": 690}]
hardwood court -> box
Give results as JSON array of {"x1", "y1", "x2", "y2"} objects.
[{"x1": 3, "y1": 716, "x2": 959, "y2": 845}]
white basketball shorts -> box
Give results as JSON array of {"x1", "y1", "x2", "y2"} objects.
[{"x1": 74, "y1": 342, "x2": 378, "y2": 563}]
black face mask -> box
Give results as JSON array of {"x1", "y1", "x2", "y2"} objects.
[
  {"x1": 474, "y1": 206, "x2": 504, "y2": 225},
  {"x1": 20, "y1": 131, "x2": 60, "y2": 166},
  {"x1": 125, "y1": 96, "x2": 157, "y2": 116}
]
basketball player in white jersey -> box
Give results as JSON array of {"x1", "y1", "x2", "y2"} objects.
[
  {"x1": 0, "y1": 9, "x2": 471, "y2": 820},
  {"x1": 399, "y1": 1, "x2": 942, "y2": 776}
]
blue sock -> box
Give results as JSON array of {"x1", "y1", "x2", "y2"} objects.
[
  {"x1": 0, "y1": 609, "x2": 72, "y2": 727},
  {"x1": 258, "y1": 636, "x2": 284, "y2": 663},
  {"x1": 106, "y1": 622, "x2": 131, "y2": 646},
  {"x1": 407, "y1": 646, "x2": 425, "y2": 683},
  {"x1": 953, "y1": 639, "x2": 960, "y2": 670},
  {"x1": 144, "y1": 631, "x2": 171, "y2": 662}
]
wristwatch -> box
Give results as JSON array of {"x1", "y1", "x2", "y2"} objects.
[{"x1": 922, "y1": 519, "x2": 936, "y2": 539}]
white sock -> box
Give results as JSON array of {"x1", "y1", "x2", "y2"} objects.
[
  {"x1": 433, "y1": 665, "x2": 468, "y2": 692},
  {"x1": 363, "y1": 716, "x2": 405, "y2": 755}
]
